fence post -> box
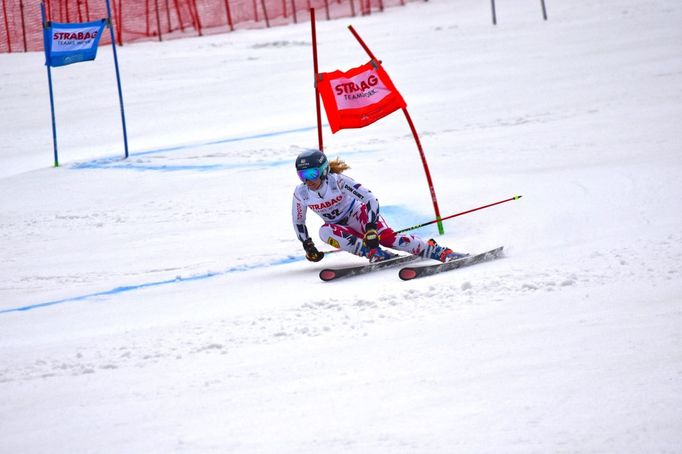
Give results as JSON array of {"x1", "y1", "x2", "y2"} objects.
[
  {"x1": 189, "y1": 0, "x2": 202, "y2": 36},
  {"x1": 154, "y1": 0, "x2": 163, "y2": 40},
  {"x1": 224, "y1": 0, "x2": 234, "y2": 30},
  {"x1": 291, "y1": 0, "x2": 298, "y2": 23},
  {"x1": 2, "y1": 0, "x2": 12, "y2": 52},
  {"x1": 145, "y1": 0, "x2": 150, "y2": 37},
  {"x1": 165, "y1": 0, "x2": 171, "y2": 32},
  {"x1": 260, "y1": 0, "x2": 270, "y2": 27},
  {"x1": 173, "y1": 0, "x2": 185, "y2": 32},
  {"x1": 20, "y1": 0, "x2": 28, "y2": 51}
]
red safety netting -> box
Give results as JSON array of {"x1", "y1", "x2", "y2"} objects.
[{"x1": 1, "y1": 0, "x2": 417, "y2": 53}]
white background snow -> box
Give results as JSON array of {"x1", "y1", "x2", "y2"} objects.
[{"x1": 1, "y1": 0, "x2": 681, "y2": 452}]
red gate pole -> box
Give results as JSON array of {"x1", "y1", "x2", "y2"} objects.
[
  {"x1": 401, "y1": 108, "x2": 445, "y2": 234},
  {"x1": 309, "y1": 8, "x2": 323, "y2": 151},
  {"x1": 348, "y1": 25, "x2": 445, "y2": 234}
]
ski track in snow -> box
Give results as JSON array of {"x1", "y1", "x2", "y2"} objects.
[{"x1": 2, "y1": 233, "x2": 679, "y2": 384}]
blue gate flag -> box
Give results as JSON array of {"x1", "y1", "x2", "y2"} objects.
[{"x1": 43, "y1": 19, "x2": 106, "y2": 67}]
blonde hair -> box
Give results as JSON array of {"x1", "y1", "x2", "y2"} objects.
[{"x1": 329, "y1": 157, "x2": 350, "y2": 174}]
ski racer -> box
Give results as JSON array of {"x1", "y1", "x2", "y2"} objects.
[{"x1": 291, "y1": 149, "x2": 466, "y2": 263}]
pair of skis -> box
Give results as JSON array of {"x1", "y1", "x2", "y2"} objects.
[{"x1": 319, "y1": 246, "x2": 504, "y2": 282}]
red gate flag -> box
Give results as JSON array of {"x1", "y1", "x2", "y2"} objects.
[{"x1": 318, "y1": 60, "x2": 407, "y2": 133}]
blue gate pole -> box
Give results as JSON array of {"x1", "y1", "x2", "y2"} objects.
[
  {"x1": 104, "y1": 0, "x2": 129, "y2": 158},
  {"x1": 41, "y1": 2, "x2": 59, "y2": 167}
]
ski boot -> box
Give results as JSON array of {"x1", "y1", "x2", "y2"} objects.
[
  {"x1": 426, "y1": 239, "x2": 469, "y2": 262},
  {"x1": 361, "y1": 246, "x2": 398, "y2": 263}
]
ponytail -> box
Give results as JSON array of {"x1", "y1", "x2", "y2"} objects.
[{"x1": 329, "y1": 157, "x2": 350, "y2": 174}]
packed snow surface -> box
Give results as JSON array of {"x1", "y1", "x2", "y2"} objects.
[{"x1": 1, "y1": 0, "x2": 681, "y2": 452}]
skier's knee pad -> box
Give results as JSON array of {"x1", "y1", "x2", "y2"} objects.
[
  {"x1": 319, "y1": 223, "x2": 359, "y2": 249},
  {"x1": 319, "y1": 224, "x2": 340, "y2": 248}
]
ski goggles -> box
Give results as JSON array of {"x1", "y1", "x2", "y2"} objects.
[{"x1": 297, "y1": 162, "x2": 328, "y2": 181}]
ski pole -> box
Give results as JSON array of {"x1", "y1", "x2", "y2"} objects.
[
  {"x1": 396, "y1": 195, "x2": 523, "y2": 234},
  {"x1": 319, "y1": 195, "x2": 522, "y2": 255}
]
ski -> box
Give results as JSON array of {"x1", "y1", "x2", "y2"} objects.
[
  {"x1": 320, "y1": 254, "x2": 422, "y2": 282},
  {"x1": 398, "y1": 246, "x2": 504, "y2": 281}
]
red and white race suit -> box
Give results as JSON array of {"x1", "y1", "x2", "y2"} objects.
[{"x1": 292, "y1": 173, "x2": 430, "y2": 258}]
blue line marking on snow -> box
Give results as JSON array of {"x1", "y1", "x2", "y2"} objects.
[
  {"x1": 1, "y1": 206, "x2": 437, "y2": 315},
  {"x1": 71, "y1": 125, "x2": 324, "y2": 172},
  {"x1": 72, "y1": 147, "x2": 378, "y2": 173},
  {"x1": 73, "y1": 161, "x2": 233, "y2": 172},
  {"x1": 71, "y1": 156, "x2": 299, "y2": 173},
  {"x1": 0, "y1": 256, "x2": 302, "y2": 315},
  {"x1": 72, "y1": 161, "x2": 228, "y2": 172},
  {"x1": 132, "y1": 125, "x2": 322, "y2": 157}
]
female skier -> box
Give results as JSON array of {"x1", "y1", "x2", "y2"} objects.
[{"x1": 291, "y1": 149, "x2": 465, "y2": 263}]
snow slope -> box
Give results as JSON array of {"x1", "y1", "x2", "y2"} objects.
[{"x1": 1, "y1": 0, "x2": 681, "y2": 452}]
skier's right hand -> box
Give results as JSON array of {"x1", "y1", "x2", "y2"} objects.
[
  {"x1": 363, "y1": 223, "x2": 380, "y2": 249},
  {"x1": 302, "y1": 238, "x2": 324, "y2": 262}
]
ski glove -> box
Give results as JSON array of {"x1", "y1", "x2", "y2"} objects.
[
  {"x1": 363, "y1": 223, "x2": 380, "y2": 249},
  {"x1": 302, "y1": 238, "x2": 324, "y2": 262}
]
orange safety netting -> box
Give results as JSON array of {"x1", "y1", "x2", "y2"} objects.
[{"x1": 1, "y1": 0, "x2": 416, "y2": 53}]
